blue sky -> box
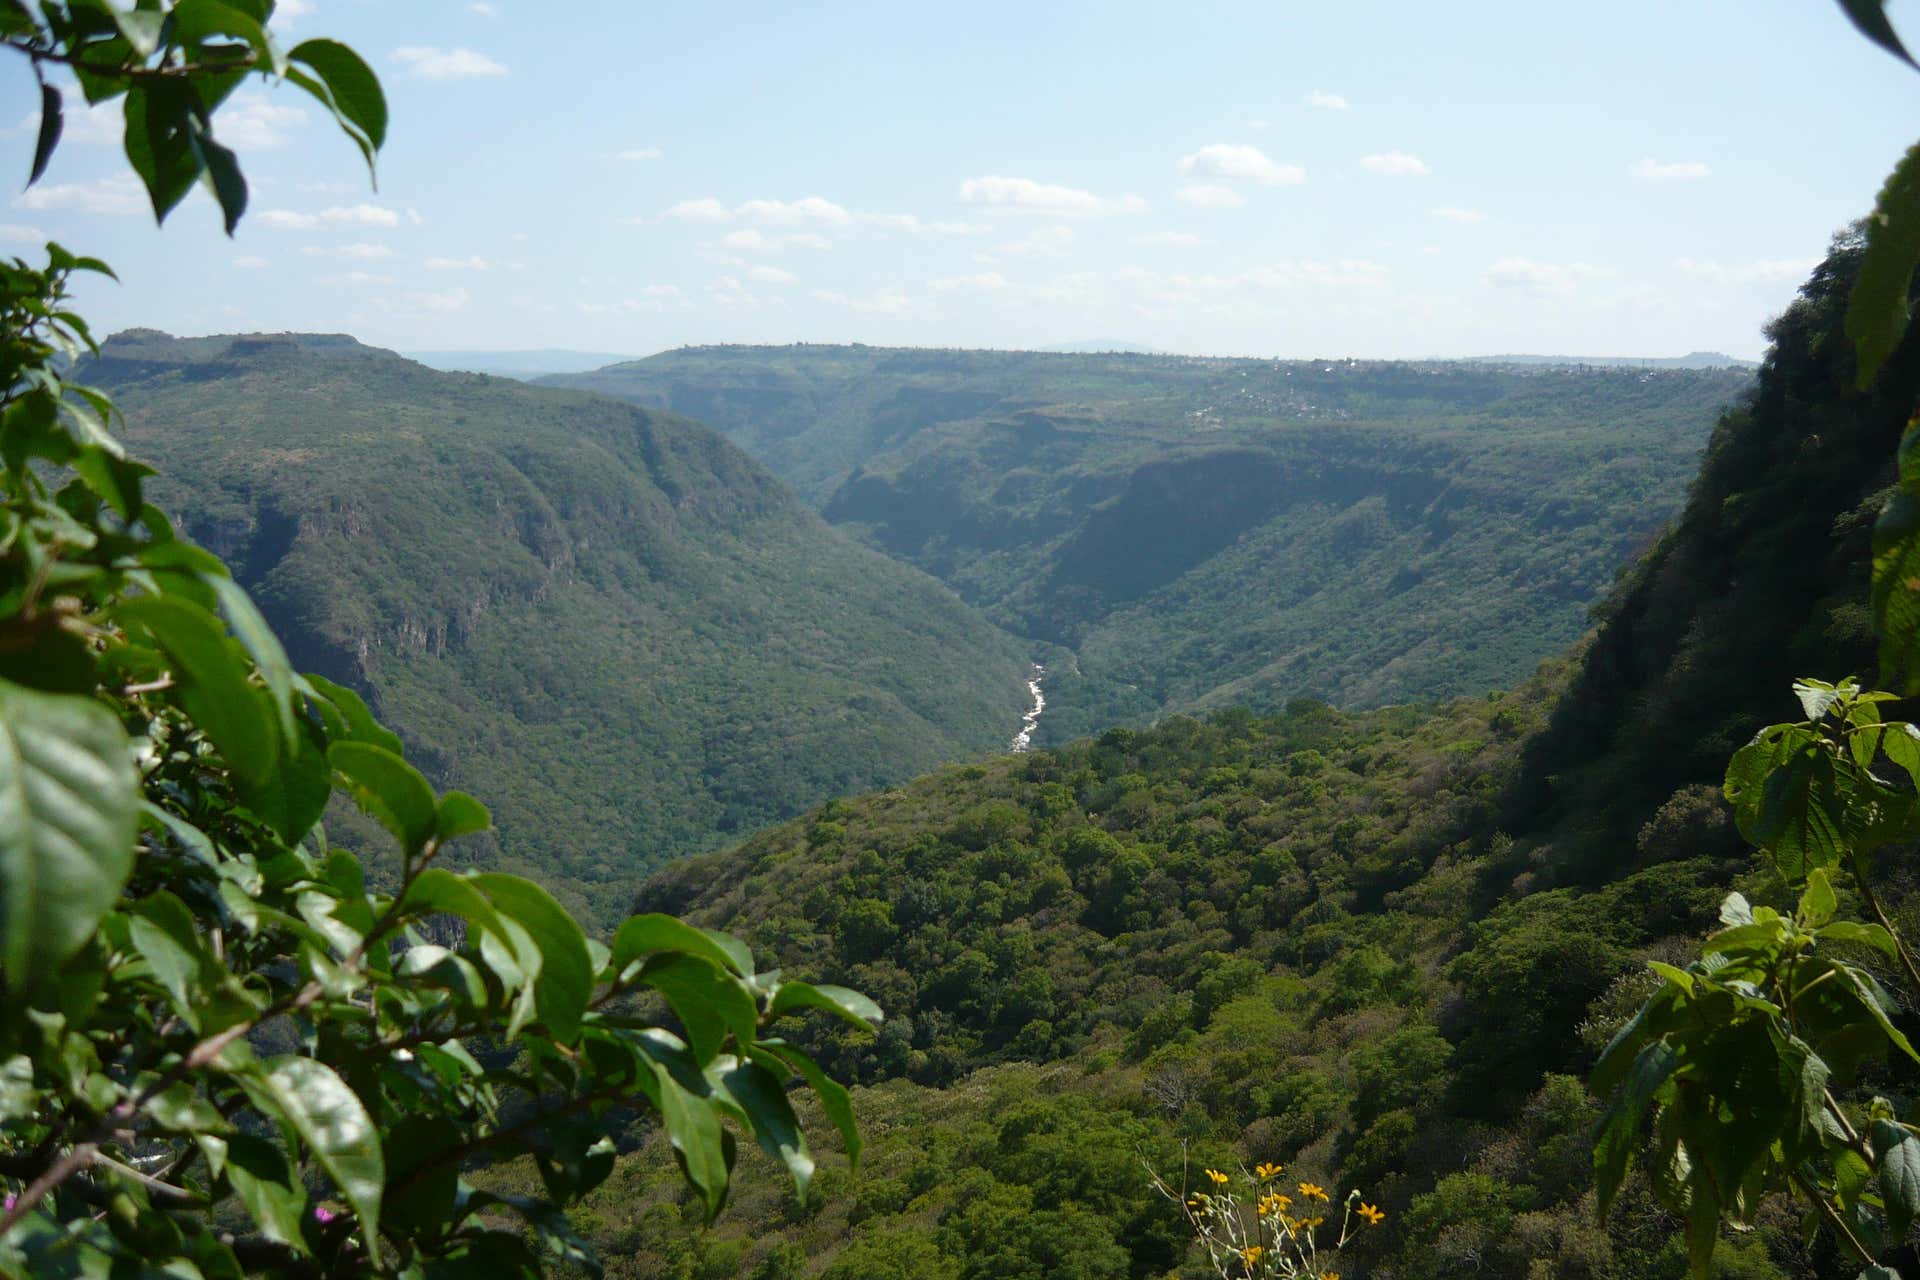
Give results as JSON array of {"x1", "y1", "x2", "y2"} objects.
[{"x1": 3, "y1": 1, "x2": 1918, "y2": 360}]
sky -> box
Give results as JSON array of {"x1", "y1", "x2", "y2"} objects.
[{"x1": 3, "y1": 1, "x2": 1919, "y2": 361}]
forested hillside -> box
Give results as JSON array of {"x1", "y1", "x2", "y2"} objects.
[
  {"x1": 567, "y1": 235, "x2": 1916, "y2": 1278},
  {"x1": 547, "y1": 350, "x2": 1747, "y2": 739},
  {"x1": 88, "y1": 331, "x2": 1032, "y2": 924}
]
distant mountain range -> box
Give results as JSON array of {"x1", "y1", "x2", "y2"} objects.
[
  {"x1": 544, "y1": 345, "x2": 1750, "y2": 740},
  {"x1": 1469, "y1": 350, "x2": 1758, "y2": 369},
  {"x1": 402, "y1": 347, "x2": 642, "y2": 379},
  {"x1": 88, "y1": 331, "x2": 1031, "y2": 924}
]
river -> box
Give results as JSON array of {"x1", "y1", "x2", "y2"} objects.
[{"x1": 1010, "y1": 663, "x2": 1046, "y2": 752}]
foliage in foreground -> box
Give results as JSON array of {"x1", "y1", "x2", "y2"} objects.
[{"x1": 0, "y1": 5, "x2": 872, "y2": 1277}]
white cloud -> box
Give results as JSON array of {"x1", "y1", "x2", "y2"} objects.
[
  {"x1": 1431, "y1": 206, "x2": 1486, "y2": 222},
  {"x1": 660, "y1": 198, "x2": 732, "y2": 222},
  {"x1": 658, "y1": 198, "x2": 989, "y2": 238},
  {"x1": 1360, "y1": 151, "x2": 1430, "y2": 176},
  {"x1": 392, "y1": 47, "x2": 507, "y2": 80},
  {"x1": 1176, "y1": 184, "x2": 1244, "y2": 208},
  {"x1": 470, "y1": 2, "x2": 498, "y2": 13},
  {"x1": 271, "y1": 0, "x2": 314, "y2": 25},
  {"x1": 734, "y1": 196, "x2": 852, "y2": 225},
  {"x1": 12, "y1": 96, "x2": 118, "y2": 146},
  {"x1": 406, "y1": 208, "x2": 425, "y2": 226},
  {"x1": 976, "y1": 226, "x2": 1075, "y2": 262},
  {"x1": 217, "y1": 90, "x2": 307, "y2": 149},
  {"x1": 15, "y1": 175, "x2": 144, "y2": 215},
  {"x1": 0, "y1": 223, "x2": 46, "y2": 242},
  {"x1": 1179, "y1": 143, "x2": 1305, "y2": 186},
  {"x1": 336, "y1": 242, "x2": 397, "y2": 260},
  {"x1": 1674, "y1": 257, "x2": 1818, "y2": 286},
  {"x1": 1133, "y1": 230, "x2": 1202, "y2": 246},
  {"x1": 715, "y1": 228, "x2": 831, "y2": 254},
  {"x1": 860, "y1": 212, "x2": 991, "y2": 235},
  {"x1": 1305, "y1": 90, "x2": 1350, "y2": 111},
  {"x1": 1487, "y1": 258, "x2": 1610, "y2": 293},
  {"x1": 1632, "y1": 158, "x2": 1710, "y2": 181},
  {"x1": 746, "y1": 265, "x2": 796, "y2": 285},
  {"x1": 233, "y1": 255, "x2": 270, "y2": 269},
  {"x1": 958, "y1": 175, "x2": 1146, "y2": 216},
  {"x1": 425, "y1": 255, "x2": 490, "y2": 271},
  {"x1": 578, "y1": 286, "x2": 683, "y2": 314},
  {"x1": 812, "y1": 287, "x2": 910, "y2": 314},
  {"x1": 405, "y1": 287, "x2": 471, "y2": 311},
  {"x1": 1244, "y1": 259, "x2": 1388, "y2": 287},
  {"x1": 619, "y1": 147, "x2": 663, "y2": 161},
  {"x1": 259, "y1": 203, "x2": 399, "y2": 230},
  {"x1": 929, "y1": 272, "x2": 1008, "y2": 293},
  {"x1": 340, "y1": 271, "x2": 397, "y2": 286}
]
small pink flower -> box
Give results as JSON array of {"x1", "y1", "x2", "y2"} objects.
[{"x1": 313, "y1": 1206, "x2": 339, "y2": 1224}]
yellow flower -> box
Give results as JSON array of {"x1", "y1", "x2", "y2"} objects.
[
  {"x1": 1298, "y1": 1181, "x2": 1328, "y2": 1201},
  {"x1": 1358, "y1": 1202, "x2": 1386, "y2": 1225},
  {"x1": 1320, "y1": 1273, "x2": 1340, "y2": 1280},
  {"x1": 1255, "y1": 1161, "x2": 1284, "y2": 1179},
  {"x1": 1206, "y1": 1168, "x2": 1231, "y2": 1186},
  {"x1": 1241, "y1": 1245, "x2": 1264, "y2": 1265}
]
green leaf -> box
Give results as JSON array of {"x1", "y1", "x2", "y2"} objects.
[
  {"x1": 471, "y1": 873, "x2": 592, "y2": 1042},
  {"x1": 0, "y1": 678, "x2": 138, "y2": 994},
  {"x1": 634, "y1": 1030, "x2": 731, "y2": 1220},
  {"x1": 236, "y1": 716, "x2": 330, "y2": 845},
  {"x1": 612, "y1": 913, "x2": 751, "y2": 978},
  {"x1": 711, "y1": 1057, "x2": 812, "y2": 1195},
  {"x1": 328, "y1": 741, "x2": 436, "y2": 855},
  {"x1": 111, "y1": 10, "x2": 166, "y2": 57},
  {"x1": 1836, "y1": 0, "x2": 1920, "y2": 69},
  {"x1": 1876, "y1": 1117, "x2": 1920, "y2": 1241},
  {"x1": 637, "y1": 954, "x2": 758, "y2": 1064},
  {"x1": 235, "y1": 1056, "x2": 383, "y2": 1244},
  {"x1": 222, "y1": 1132, "x2": 308, "y2": 1251},
  {"x1": 1852, "y1": 140, "x2": 1920, "y2": 389},
  {"x1": 128, "y1": 891, "x2": 217, "y2": 1025},
  {"x1": 122, "y1": 81, "x2": 202, "y2": 224},
  {"x1": 401, "y1": 867, "x2": 510, "y2": 941},
  {"x1": 29, "y1": 82, "x2": 61, "y2": 187},
  {"x1": 188, "y1": 120, "x2": 247, "y2": 236},
  {"x1": 1819, "y1": 919, "x2": 1901, "y2": 957},
  {"x1": 119, "y1": 595, "x2": 279, "y2": 786},
  {"x1": 304, "y1": 674, "x2": 403, "y2": 754},
  {"x1": 1844, "y1": 965, "x2": 1920, "y2": 1063},
  {"x1": 1749, "y1": 739, "x2": 1845, "y2": 880},
  {"x1": 767, "y1": 981, "x2": 882, "y2": 1033},
  {"x1": 435, "y1": 791, "x2": 490, "y2": 842},
  {"x1": 1686, "y1": 1169, "x2": 1722, "y2": 1278},
  {"x1": 1857, "y1": 1267, "x2": 1903, "y2": 1280},
  {"x1": 206, "y1": 576, "x2": 296, "y2": 747},
  {"x1": 1801, "y1": 868, "x2": 1839, "y2": 928},
  {"x1": 286, "y1": 39, "x2": 386, "y2": 171},
  {"x1": 1795, "y1": 678, "x2": 1847, "y2": 721},
  {"x1": 755, "y1": 1039, "x2": 861, "y2": 1166},
  {"x1": 1877, "y1": 446, "x2": 1920, "y2": 692},
  {"x1": 1594, "y1": 1040, "x2": 1678, "y2": 1214}
]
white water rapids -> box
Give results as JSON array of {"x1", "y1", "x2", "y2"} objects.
[{"x1": 1010, "y1": 663, "x2": 1046, "y2": 752}]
